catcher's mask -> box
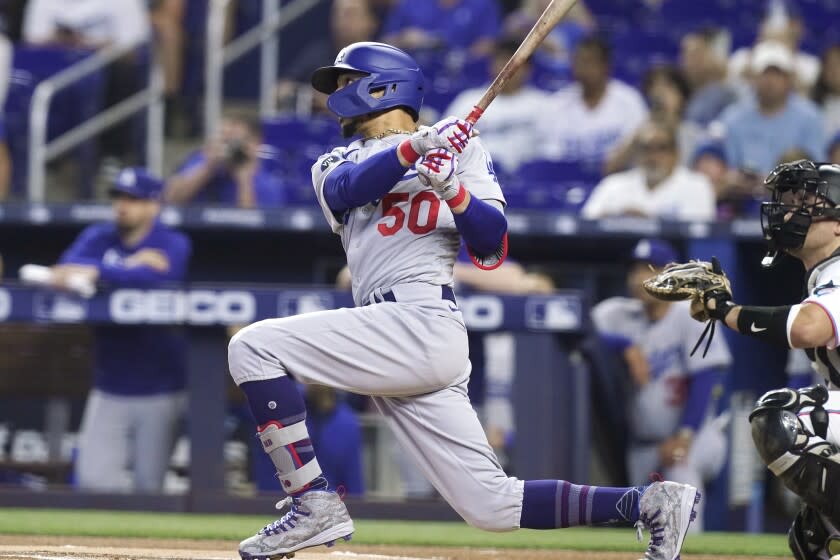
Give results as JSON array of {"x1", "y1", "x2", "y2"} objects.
[{"x1": 760, "y1": 160, "x2": 840, "y2": 267}]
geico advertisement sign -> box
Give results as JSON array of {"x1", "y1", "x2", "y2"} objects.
[{"x1": 109, "y1": 289, "x2": 256, "y2": 324}]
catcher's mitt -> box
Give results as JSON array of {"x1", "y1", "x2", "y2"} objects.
[{"x1": 642, "y1": 257, "x2": 733, "y2": 357}]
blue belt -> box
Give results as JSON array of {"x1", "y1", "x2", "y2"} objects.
[{"x1": 365, "y1": 285, "x2": 457, "y2": 306}]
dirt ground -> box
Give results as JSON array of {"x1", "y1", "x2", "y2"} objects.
[{"x1": 0, "y1": 535, "x2": 780, "y2": 560}]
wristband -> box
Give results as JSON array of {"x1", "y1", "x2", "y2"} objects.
[
  {"x1": 446, "y1": 184, "x2": 467, "y2": 208},
  {"x1": 709, "y1": 300, "x2": 736, "y2": 321},
  {"x1": 736, "y1": 305, "x2": 793, "y2": 347},
  {"x1": 398, "y1": 140, "x2": 421, "y2": 165}
]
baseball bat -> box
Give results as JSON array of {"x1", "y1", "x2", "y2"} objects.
[{"x1": 465, "y1": 0, "x2": 579, "y2": 126}]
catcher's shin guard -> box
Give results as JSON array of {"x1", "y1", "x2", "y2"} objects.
[
  {"x1": 750, "y1": 386, "x2": 840, "y2": 522},
  {"x1": 788, "y1": 505, "x2": 840, "y2": 560}
]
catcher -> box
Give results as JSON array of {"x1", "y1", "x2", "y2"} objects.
[{"x1": 644, "y1": 159, "x2": 840, "y2": 559}]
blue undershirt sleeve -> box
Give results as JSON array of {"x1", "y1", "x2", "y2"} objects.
[
  {"x1": 452, "y1": 195, "x2": 508, "y2": 256},
  {"x1": 323, "y1": 147, "x2": 407, "y2": 213}
]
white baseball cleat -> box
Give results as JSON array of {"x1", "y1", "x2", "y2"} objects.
[
  {"x1": 239, "y1": 490, "x2": 354, "y2": 560},
  {"x1": 635, "y1": 481, "x2": 701, "y2": 560}
]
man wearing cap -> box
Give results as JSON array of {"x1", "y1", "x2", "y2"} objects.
[
  {"x1": 591, "y1": 239, "x2": 731, "y2": 531},
  {"x1": 51, "y1": 167, "x2": 192, "y2": 493},
  {"x1": 581, "y1": 120, "x2": 716, "y2": 221},
  {"x1": 719, "y1": 40, "x2": 824, "y2": 176}
]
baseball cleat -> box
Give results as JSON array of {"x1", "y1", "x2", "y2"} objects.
[
  {"x1": 635, "y1": 481, "x2": 700, "y2": 560},
  {"x1": 239, "y1": 490, "x2": 354, "y2": 560}
]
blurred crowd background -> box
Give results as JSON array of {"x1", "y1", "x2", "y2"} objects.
[{"x1": 0, "y1": 0, "x2": 832, "y2": 535}]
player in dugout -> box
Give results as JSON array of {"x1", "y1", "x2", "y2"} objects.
[
  {"x1": 646, "y1": 160, "x2": 840, "y2": 559},
  {"x1": 227, "y1": 41, "x2": 700, "y2": 560},
  {"x1": 49, "y1": 168, "x2": 191, "y2": 493},
  {"x1": 592, "y1": 239, "x2": 731, "y2": 532}
]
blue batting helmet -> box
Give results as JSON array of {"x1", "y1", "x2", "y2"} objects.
[{"x1": 310, "y1": 42, "x2": 425, "y2": 119}]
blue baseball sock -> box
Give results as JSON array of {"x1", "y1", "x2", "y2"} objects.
[
  {"x1": 520, "y1": 480, "x2": 647, "y2": 528},
  {"x1": 240, "y1": 377, "x2": 329, "y2": 495}
]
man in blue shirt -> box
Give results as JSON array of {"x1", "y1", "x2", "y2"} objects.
[
  {"x1": 52, "y1": 167, "x2": 192, "y2": 492},
  {"x1": 720, "y1": 40, "x2": 824, "y2": 175},
  {"x1": 165, "y1": 112, "x2": 286, "y2": 207}
]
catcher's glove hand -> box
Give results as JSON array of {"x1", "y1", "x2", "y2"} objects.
[{"x1": 642, "y1": 257, "x2": 734, "y2": 357}]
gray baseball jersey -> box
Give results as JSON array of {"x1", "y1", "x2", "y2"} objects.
[
  {"x1": 312, "y1": 134, "x2": 504, "y2": 307},
  {"x1": 231, "y1": 134, "x2": 525, "y2": 529}
]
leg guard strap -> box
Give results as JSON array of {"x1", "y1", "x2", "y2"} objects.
[
  {"x1": 259, "y1": 421, "x2": 311, "y2": 452},
  {"x1": 278, "y1": 457, "x2": 323, "y2": 493},
  {"x1": 258, "y1": 420, "x2": 324, "y2": 494}
]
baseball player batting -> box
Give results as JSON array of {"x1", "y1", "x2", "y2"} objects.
[
  {"x1": 227, "y1": 42, "x2": 699, "y2": 560},
  {"x1": 643, "y1": 160, "x2": 840, "y2": 558}
]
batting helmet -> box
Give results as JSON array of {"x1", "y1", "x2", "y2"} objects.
[
  {"x1": 310, "y1": 42, "x2": 425, "y2": 120},
  {"x1": 760, "y1": 160, "x2": 840, "y2": 266}
]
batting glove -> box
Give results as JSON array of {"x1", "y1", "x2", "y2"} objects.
[
  {"x1": 417, "y1": 149, "x2": 463, "y2": 202},
  {"x1": 409, "y1": 116, "x2": 472, "y2": 155}
]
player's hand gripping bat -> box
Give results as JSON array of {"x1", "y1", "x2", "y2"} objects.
[{"x1": 465, "y1": 0, "x2": 579, "y2": 126}]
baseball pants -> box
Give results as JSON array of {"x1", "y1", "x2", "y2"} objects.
[
  {"x1": 228, "y1": 283, "x2": 525, "y2": 531},
  {"x1": 76, "y1": 389, "x2": 185, "y2": 493}
]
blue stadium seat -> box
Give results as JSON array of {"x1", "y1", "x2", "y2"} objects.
[
  {"x1": 262, "y1": 116, "x2": 341, "y2": 154},
  {"x1": 509, "y1": 159, "x2": 601, "y2": 211}
]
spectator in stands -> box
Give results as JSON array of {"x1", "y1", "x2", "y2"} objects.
[
  {"x1": 538, "y1": 35, "x2": 648, "y2": 166},
  {"x1": 49, "y1": 168, "x2": 191, "y2": 493},
  {"x1": 381, "y1": 0, "x2": 500, "y2": 60},
  {"x1": 605, "y1": 65, "x2": 695, "y2": 173},
  {"x1": 719, "y1": 40, "x2": 824, "y2": 176},
  {"x1": 829, "y1": 132, "x2": 840, "y2": 164},
  {"x1": 728, "y1": 0, "x2": 820, "y2": 93},
  {"x1": 679, "y1": 28, "x2": 737, "y2": 127},
  {"x1": 729, "y1": 0, "x2": 820, "y2": 93},
  {"x1": 582, "y1": 120, "x2": 716, "y2": 221},
  {"x1": 148, "y1": 0, "x2": 185, "y2": 135},
  {"x1": 591, "y1": 238, "x2": 731, "y2": 531},
  {"x1": 23, "y1": 0, "x2": 152, "y2": 165},
  {"x1": 502, "y1": 0, "x2": 594, "y2": 88},
  {"x1": 277, "y1": 0, "x2": 379, "y2": 112},
  {"x1": 23, "y1": 0, "x2": 148, "y2": 49},
  {"x1": 444, "y1": 38, "x2": 548, "y2": 173},
  {"x1": 690, "y1": 140, "x2": 754, "y2": 220},
  {"x1": 165, "y1": 112, "x2": 285, "y2": 208},
  {"x1": 812, "y1": 44, "x2": 840, "y2": 139}
]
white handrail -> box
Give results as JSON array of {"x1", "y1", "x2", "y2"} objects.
[
  {"x1": 204, "y1": 0, "x2": 319, "y2": 140},
  {"x1": 27, "y1": 38, "x2": 164, "y2": 201}
]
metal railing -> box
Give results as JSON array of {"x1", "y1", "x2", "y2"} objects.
[
  {"x1": 204, "y1": 0, "x2": 319, "y2": 140},
  {"x1": 27, "y1": 38, "x2": 164, "y2": 202}
]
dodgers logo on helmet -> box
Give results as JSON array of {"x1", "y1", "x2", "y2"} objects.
[{"x1": 310, "y1": 42, "x2": 425, "y2": 119}]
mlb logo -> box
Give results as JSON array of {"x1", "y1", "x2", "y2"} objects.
[
  {"x1": 33, "y1": 292, "x2": 88, "y2": 323},
  {"x1": 525, "y1": 296, "x2": 582, "y2": 331},
  {"x1": 277, "y1": 292, "x2": 334, "y2": 317}
]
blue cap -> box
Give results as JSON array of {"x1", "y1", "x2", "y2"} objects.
[
  {"x1": 632, "y1": 238, "x2": 679, "y2": 267},
  {"x1": 110, "y1": 167, "x2": 163, "y2": 200},
  {"x1": 691, "y1": 140, "x2": 727, "y2": 166}
]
